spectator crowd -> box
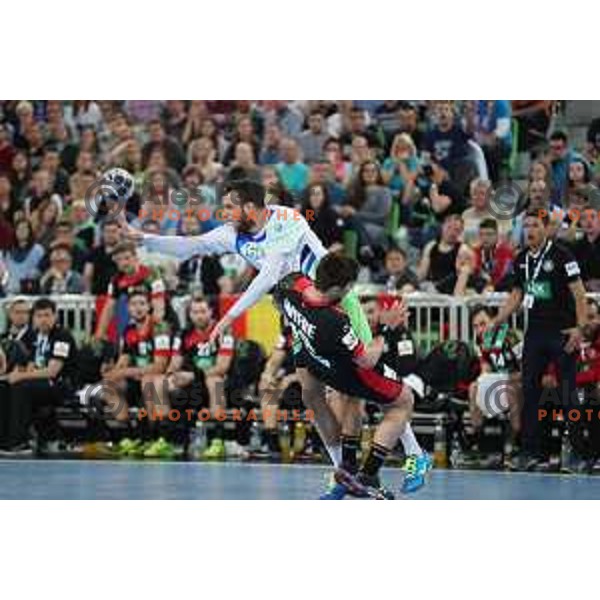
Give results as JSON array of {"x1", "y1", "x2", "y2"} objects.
[{"x1": 1, "y1": 100, "x2": 599, "y2": 302}]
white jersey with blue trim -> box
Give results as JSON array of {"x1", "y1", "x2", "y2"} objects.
[
  {"x1": 141, "y1": 205, "x2": 327, "y2": 318},
  {"x1": 234, "y1": 205, "x2": 326, "y2": 277}
]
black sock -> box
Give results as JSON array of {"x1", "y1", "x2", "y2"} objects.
[
  {"x1": 266, "y1": 429, "x2": 280, "y2": 453},
  {"x1": 361, "y1": 442, "x2": 390, "y2": 479},
  {"x1": 341, "y1": 435, "x2": 360, "y2": 474}
]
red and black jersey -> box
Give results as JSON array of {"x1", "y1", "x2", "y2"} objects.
[
  {"x1": 576, "y1": 329, "x2": 600, "y2": 386},
  {"x1": 173, "y1": 324, "x2": 234, "y2": 372},
  {"x1": 108, "y1": 264, "x2": 166, "y2": 302},
  {"x1": 274, "y1": 273, "x2": 404, "y2": 404},
  {"x1": 122, "y1": 318, "x2": 175, "y2": 367}
]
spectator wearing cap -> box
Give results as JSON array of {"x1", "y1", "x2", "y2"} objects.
[
  {"x1": 298, "y1": 110, "x2": 328, "y2": 165},
  {"x1": 276, "y1": 138, "x2": 310, "y2": 197},
  {"x1": 1, "y1": 220, "x2": 45, "y2": 294},
  {"x1": 40, "y1": 245, "x2": 84, "y2": 295},
  {"x1": 473, "y1": 218, "x2": 514, "y2": 291}
]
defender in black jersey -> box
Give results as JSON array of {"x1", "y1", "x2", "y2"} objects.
[{"x1": 273, "y1": 254, "x2": 421, "y2": 498}]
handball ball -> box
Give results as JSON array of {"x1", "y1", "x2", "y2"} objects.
[{"x1": 102, "y1": 168, "x2": 135, "y2": 202}]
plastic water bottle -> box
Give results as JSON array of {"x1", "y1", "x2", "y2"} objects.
[
  {"x1": 433, "y1": 417, "x2": 447, "y2": 468},
  {"x1": 361, "y1": 423, "x2": 373, "y2": 457},
  {"x1": 190, "y1": 421, "x2": 207, "y2": 460},
  {"x1": 560, "y1": 426, "x2": 572, "y2": 471},
  {"x1": 249, "y1": 421, "x2": 262, "y2": 453},
  {"x1": 449, "y1": 431, "x2": 462, "y2": 469},
  {"x1": 279, "y1": 423, "x2": 291, "y2": 463},
  {"x1": 292, "y1": 421, "x2": 306, "y2": 458}
]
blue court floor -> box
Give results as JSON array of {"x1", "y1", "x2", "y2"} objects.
[{"x1": 2, "y1": 459, "x2": 600, "y2": 499}]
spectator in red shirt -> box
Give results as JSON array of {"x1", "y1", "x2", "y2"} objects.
[{"x1": 473, "y1": 218, "x2": 514, "y2": 290}]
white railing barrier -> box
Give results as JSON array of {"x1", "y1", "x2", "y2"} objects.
[{"x1": 1, "y1": 292, "x2": 599, "y2": 350}]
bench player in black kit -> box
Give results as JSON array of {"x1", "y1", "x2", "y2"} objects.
[{"x1": 274, "y1": 254, "x2": 429, "y2": 499}]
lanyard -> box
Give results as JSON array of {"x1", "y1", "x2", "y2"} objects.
[{"x1": 525, "y1": 240, "x2": 552, "y2": 285}]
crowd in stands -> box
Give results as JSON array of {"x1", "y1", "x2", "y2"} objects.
[{"x1": 1, "y1": 100, "x2": 599, "y2": 302}]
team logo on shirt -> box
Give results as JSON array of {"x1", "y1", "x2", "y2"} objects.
[
  {"x1": 565, "y1": 261, "x2": 580, "y2": 277},
  {"x1": 543, "y1": 259, "x2": 554, "y2": 273}
]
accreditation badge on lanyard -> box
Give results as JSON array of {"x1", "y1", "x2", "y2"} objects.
[{"x1": 523, "y1": 240, "x2": 552, "y2": 310}]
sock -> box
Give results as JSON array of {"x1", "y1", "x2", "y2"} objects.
[
  {"x1": 400, "y1": 423, "x2": 422, "y2": 456},
  {"x1": 326, "y1": 443, "x2": 342, "y2": 468},
  {"x1": 265, "y1": 429, "x2": 280, "y2": 453},
  {"x1": 361, "y1": 442, "x2": 390, "y2": 478},
  {"x1": 341, "y1": 435, "x2": 360, "y2": 474}
]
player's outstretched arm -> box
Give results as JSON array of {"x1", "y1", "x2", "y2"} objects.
[
  {"x1": 210, "y1": 256, "x2": 287, "y2": 341},
  {"x1": 124, "y1": 222, "x2": 236, "y2": 262}
]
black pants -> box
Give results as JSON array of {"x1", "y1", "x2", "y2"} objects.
[
  {"x1": 521, "y1": 328, "x2": 577, "y2": 456},
  {"x1": 0, "y1": 379, "x2": 66, "y2": 449}
]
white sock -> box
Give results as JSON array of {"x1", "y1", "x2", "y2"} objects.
[
  {"x1": 400, "y1": 423, "x2": 423, "y2": 456},
  {"x1": 326, "y1": 444, "x2": 342, "y2": 467}
]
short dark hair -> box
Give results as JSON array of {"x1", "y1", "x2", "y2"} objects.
[
  {"x1": 470, "y1": 304, "x2": 492, "y2": 323},
  {"x1": 386, "y1": 245, "x2": 407, "y2": 259},
  {"x1": 524, "y1": 208, "x2": 550, "y2": 226},
  {"x1": 550, "y1": 130, "x2": 568, "y2": 144},
  {"x1": 32, "y1": 298, "x2": 57, "y2": 314},
  {"x1": 56, "y1": 219, "x2": 73, "y2": 231},
  {"x1": 479, "y1": 218, "x2": 498, "y2": 231},
  {"x1": 112, "y1": 241, "x2": 138, "y2": 257},
  {"x1": 224, "y1": 179, "x2": 266, "y2": 208},
  {"x1": 315, "y1": 254, "x2": 359, "y2": 292}
]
